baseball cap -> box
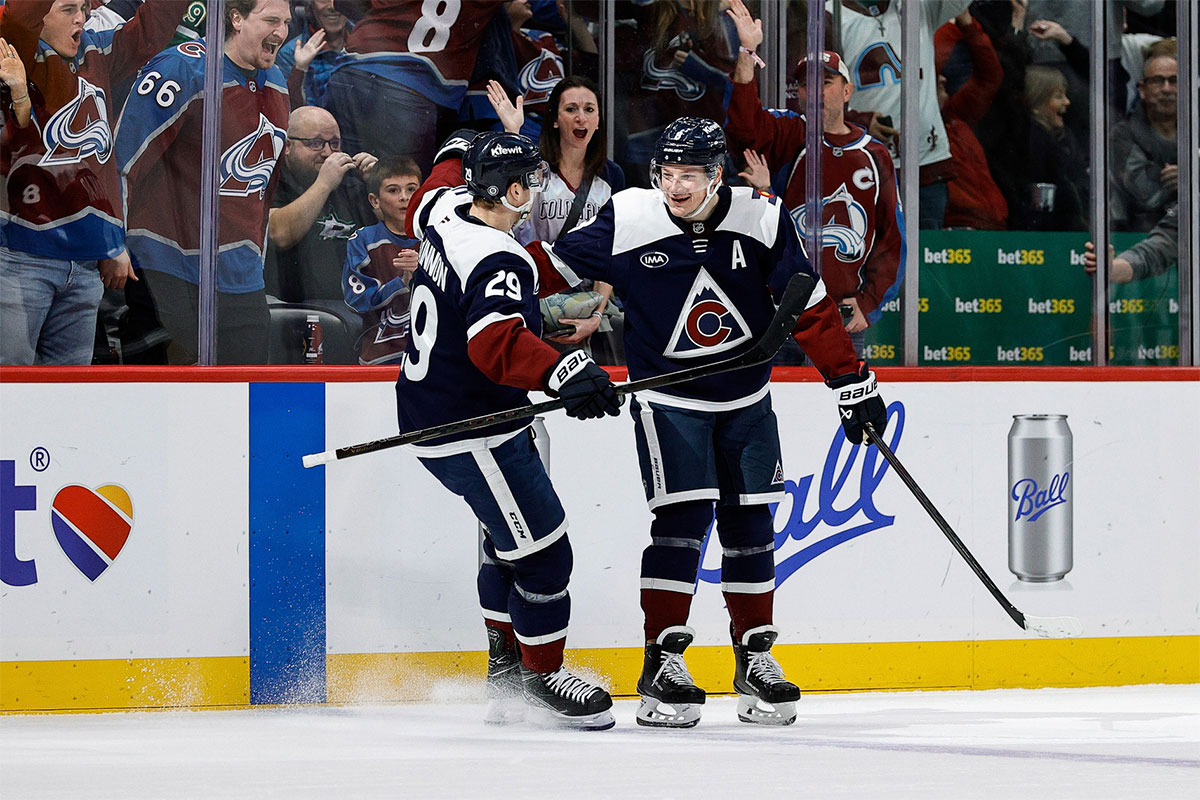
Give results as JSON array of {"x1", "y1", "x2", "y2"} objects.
[{"x1": 796, "y1": 51, "x2": 852, "y2": 83}]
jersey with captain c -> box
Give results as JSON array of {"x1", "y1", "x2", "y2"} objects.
[
  {"x1": 395, "y1": 200, "x2": 544, "y2": 448},
  {"x1": 540, "y1": 185, "x2": 829, "y2": 410}
]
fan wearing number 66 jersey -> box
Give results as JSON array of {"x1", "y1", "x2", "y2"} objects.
[{"x1": 396, "y1": 131, "x2": 621, "y2": 731}]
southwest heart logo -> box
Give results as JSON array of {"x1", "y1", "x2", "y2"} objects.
[{"x1": 50, "y1": 485, "x2": 134, "y2": 581}]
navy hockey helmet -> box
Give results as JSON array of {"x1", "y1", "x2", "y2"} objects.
[{"x1": 462, "y1": 131, "x2": 547, "y2": 211}]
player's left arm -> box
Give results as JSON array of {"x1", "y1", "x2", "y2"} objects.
[{"x1": 524, "y1": 198, "x2": 623, "y2": 297}]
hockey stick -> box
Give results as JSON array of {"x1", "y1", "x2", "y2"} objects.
[
  {"x1": 864, "y1": 423, "x2": 1083, "y2": 639},
  {"x1": 302, "y1": 273, "x2": 817, "y2": 468}
]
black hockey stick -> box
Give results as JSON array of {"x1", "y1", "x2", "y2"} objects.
[
  {"x1": 303, "y1": 273, "x2": 816, "y2": 468},
  {"x1": 864, "y1": 423, "x2": 1082, "y2": 639}
]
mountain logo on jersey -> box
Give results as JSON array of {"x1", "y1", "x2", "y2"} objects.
[
  {"x1": 793, "y1": 183, "x2": 869, "y2": 262},
  {"x1": 39, "y1": 77, "x2": 112, "y2": 166},
  {"x1": 517, "y1": 47, "x2": 564, "y2": 106},
  {"x1": 640, "y1": 45, "x2": 705, "y2": 101},
  {"x1": 853, "y1": 42, "x2": 902, "y2": 90},
  {"x1": 664, "y1": 269, "x2": 752, "y2": 359},
  {"x1": 219, "y1": 113, "x2": 287, "y2": 198}
]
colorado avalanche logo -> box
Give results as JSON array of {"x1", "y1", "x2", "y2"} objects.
[
  {"x1": 518, "y1": 48, "x2": 564, "y2": 106},
  {"x1": 792, "y1": 183, "x2": 869, "y2": 262},
  {"x1": 853, "y1": 42, "x2": 902, "y2": 90},
  {"x1": 219, "y1": 113, "x2": 286, "y2": 198},
  {"x1": 664, "y1": 269, "x2": 751, "y2": 358},
  {"x1": 40, "y1": 77, "x2": 112, "y2": 166},
  {"x1": 640, "y1": 47, "x2": 705, "y2": 101}
]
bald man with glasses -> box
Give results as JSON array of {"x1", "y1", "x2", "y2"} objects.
[{"x1": 266, "y1": 105, "x2": 377, "y2": 305}]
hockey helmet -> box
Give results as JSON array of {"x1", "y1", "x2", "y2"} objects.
[
  {"x1": 462, "y1": 131, "x2": 547, "y2": 209},
  {"x1": 651, "y1": 117, "x2": 726, "y2": 185}
]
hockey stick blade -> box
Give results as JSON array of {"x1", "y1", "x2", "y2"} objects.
[
  {"x1": 864, "y1": 423, "x2": 1083, "y2": 639},
  {"x1": 302, "y1": 273, "x2": 816, "y2": 467}
]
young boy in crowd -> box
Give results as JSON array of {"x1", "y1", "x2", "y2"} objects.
[{"x1": 342, "y1": 157, "x2": 423, "y2": 365}]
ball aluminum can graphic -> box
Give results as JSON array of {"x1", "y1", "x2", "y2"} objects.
[{"x1": 1007, "y1": 414, "x2": 1073, "y2": 582}]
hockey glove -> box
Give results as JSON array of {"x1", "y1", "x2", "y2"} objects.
[
  {"x1": 546, "y1": 350, "x2": 623, "y2": 420},
  {"x1": 827, "y1": 362, "x2": 887, "y2": 444},
  {"x1": 434, "y1": 128, "x2": 478, "y2": 166}
]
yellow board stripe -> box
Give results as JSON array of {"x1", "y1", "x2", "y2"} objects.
[
  {"x1": 1, "y1": 657, "x2": 248, "y2": 713},
  {"x1": 4, "y1": 637, "x2": 1196, "y2": 712}
]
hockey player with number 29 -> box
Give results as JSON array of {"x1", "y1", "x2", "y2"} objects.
[
  {"x1": 527, "y1": 117, "x2": 888, "y2": 728},
  {"x1": 395, "y1": 131, "x2": 621, "y2": 731}
]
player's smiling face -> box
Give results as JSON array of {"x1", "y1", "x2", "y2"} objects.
[
  {"x1": 555, "y1": 87, "x2": 599, "y2": 153},
  {"x1": 659, "y1": 165, "x2": 716, "y2": 218},
  {"x1": 228, "y1": 0, "x2": 292, "y2": 71},
  {"x1": 41, "y1": 0, "x2": 87, "y2": 59}
]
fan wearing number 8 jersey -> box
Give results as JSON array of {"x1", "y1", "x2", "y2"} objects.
[
  {"x1": 395, "y1": 132, "x2": 620, "y2": 730},
  {"x1": 324, "y1": 0, "x2": 506, "y2": 170}
]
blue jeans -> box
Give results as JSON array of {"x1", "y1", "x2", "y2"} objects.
[
  {"x1": 323, "y1": 69, "x2": 438, "y2": 173},
  {"x1": 0, "y1": 246, "x2": 103, "y2": 365}
]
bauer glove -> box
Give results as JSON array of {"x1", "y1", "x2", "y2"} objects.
[
  {"x1": 546, "y1": 350, "x2": 623, "y2": 420},
  {"x1": 827, "y1": 362, "x2": 887, "y2": 444}
]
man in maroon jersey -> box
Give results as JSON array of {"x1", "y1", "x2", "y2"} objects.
[{"x1": 724, "y1": 0, "x2": 904, "y2": 358}]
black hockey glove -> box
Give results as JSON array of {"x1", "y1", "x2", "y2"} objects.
[
  {"x1": 433, "y1": 128, "x2": 478, "y2": 165},
  {"x1": 826, "y1": 362, "x2": 887, "y2": 445},
  {"x1": 546, "y1": 350, "x2": 623, "y2": 420}
]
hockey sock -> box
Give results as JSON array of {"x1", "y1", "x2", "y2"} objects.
[
  {"x1": 477, "y1": 537, "x2": 514, "y2": 625},
  {"x1": 641, "y1": 500, "x2": 713, "y2": 642},
  {"x1": 509, "y1": 536, "x2": 572, "y2": 673},
  {"x1": 485, "y1": 620, "x2": 516, "y2": 651},
  {"x1": 715, "y1": 504, "x2": 776, "y2": 640}
]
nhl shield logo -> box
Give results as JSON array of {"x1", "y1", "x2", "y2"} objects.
[{"x1": 663, "y1": 269, "x2": 752, "y2": 358}]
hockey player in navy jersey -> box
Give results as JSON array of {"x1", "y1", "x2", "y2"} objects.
[
  {"x1": 396, "y1": 131, "x2": 621, "y2": 730},
  {"x1": 527, "y1": 117, "x2": 888, "y2": 728}
]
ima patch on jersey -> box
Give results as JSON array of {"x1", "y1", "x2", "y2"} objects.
[
  {"x1": 40, "y1": 77, "x2": 112, "y2": 167},
  {"x1": 219, "y1": 113, "x2": 287, "y2": 198},
  {"x1": 663, "y1": 269, "x2": 752, "y2": 358}
]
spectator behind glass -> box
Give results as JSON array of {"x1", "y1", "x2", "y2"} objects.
[
  {"x1": 613, "y1": 0, "x2": 738, "y2": 189},
  {"x1": 487, "y1": 75, "x2": 625, "y2": 359},
  {"x1": 1110, "y1": 40, "x2": 1177, "y2": 232},
  {"x1": 723, "y1": 0, "x2": 903, "y2": 360},
  {"x1": 322, "y1": 0, "x2": 506, "y2": 176},
  {"x1": 1015, "y1": 65, "x2": 1087, "y2": 231},
  {"x1": 265, "y1": 105, "x2": 377, "y2": 305},
  {"x1": 276, "y1": 0, "x2": 354, "y2": 108},
  {"x1": 0, "y1": 0, "x2": 183, "y2": 365},
  {"x1": 342, "y1": 156, "x2": 421, "y2": 365},
  {"x1": 834, "y1": 0, "x2": 972, "y2": 230},
  {"x1": 934, "y1": 9, "x2": 1008, "y2": 230},
  {"x1": 116, "y1": 0, "x2": 291, "y2": 365},
  {"x1": 459, "y1": 0, "x2": 597, "y2": 143}
]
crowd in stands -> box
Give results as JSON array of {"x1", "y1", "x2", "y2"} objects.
[{"x1": 0, "y1": 0, "x2": 1186, "y2": 366}]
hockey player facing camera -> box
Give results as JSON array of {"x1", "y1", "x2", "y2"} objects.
[
  {"x1": 527, "y1": 117, "x2": 888, "y2": 727},
  {"x1": 395, "y1": 131, "x2": 621, "y2": 731}
]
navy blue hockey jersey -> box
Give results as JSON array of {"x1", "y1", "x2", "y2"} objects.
[
  {"x1": 542, "y1": 186, "x2": 831, "y2": 410},
  {"x1": 395, "y1": 201, "x2": 544, "y2": 452}
]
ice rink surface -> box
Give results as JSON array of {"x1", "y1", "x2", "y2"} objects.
[{"x1": 2, "y1": 684, "x2": 1197, "y2": 799}]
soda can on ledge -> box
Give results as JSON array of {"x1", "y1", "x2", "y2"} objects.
[
  {"x1": 304, "y1": 314, "x2": 324, "y2": 365},
  {"x1": 1007, "y1": 414, "x2": 1073, "y2": 582}
]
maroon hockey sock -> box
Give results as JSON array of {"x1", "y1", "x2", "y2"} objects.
[
  {"x1": 485, "y1": 620, "x2": 516, "y2": 651},
  {"x1": 724, "y1": 590, "x2": 774, "y2": 641},
  {"x1": 641, "y1": 588, "x2": 695, "y2": 643},
  {"x1": 520, "y1": 638, "x2": 566, "y2": 673}
]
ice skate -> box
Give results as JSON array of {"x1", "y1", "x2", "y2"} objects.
[
  {"x1": 731, "y1": 624, "x2": 800, "y2": 726},
  {"x1": 521, "y1": 666, "x2": 615, "y2": 730},
  {"x1": 483, "y1": 627, "x2": 525, "y2": 725},
  {"x1": 636, "y1": 625, "x2": 706, "y2": 728}
]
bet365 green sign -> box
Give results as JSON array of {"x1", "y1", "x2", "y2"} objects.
[{"x1": 862, "y1": 231, "x2": 1180, "y2": 366}]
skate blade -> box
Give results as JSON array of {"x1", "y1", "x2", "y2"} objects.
[
  {"x1": 527, "y1": 705, "x2": 616, "y2": 731},
  {"x1": 635, "y1": 697, "x2": 701, "y2": 728},
  {"x1": 484, "y1": 696, "x2": 527, "y2": 725},
  {"x1": 736, "y1": 695, "x2": 797, "y2": 726}
]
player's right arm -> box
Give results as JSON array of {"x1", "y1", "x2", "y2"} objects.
[{"x1": 463, "y1": 251, "x2": 620, "y2": 419}]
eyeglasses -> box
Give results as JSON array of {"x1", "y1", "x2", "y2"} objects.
[
  {"x1": 1141, "y1": 74, "x2": 1178, "y2": 88},
  {"x1": 288, "y1": 136, "x2": 342, "y2": 152}
]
